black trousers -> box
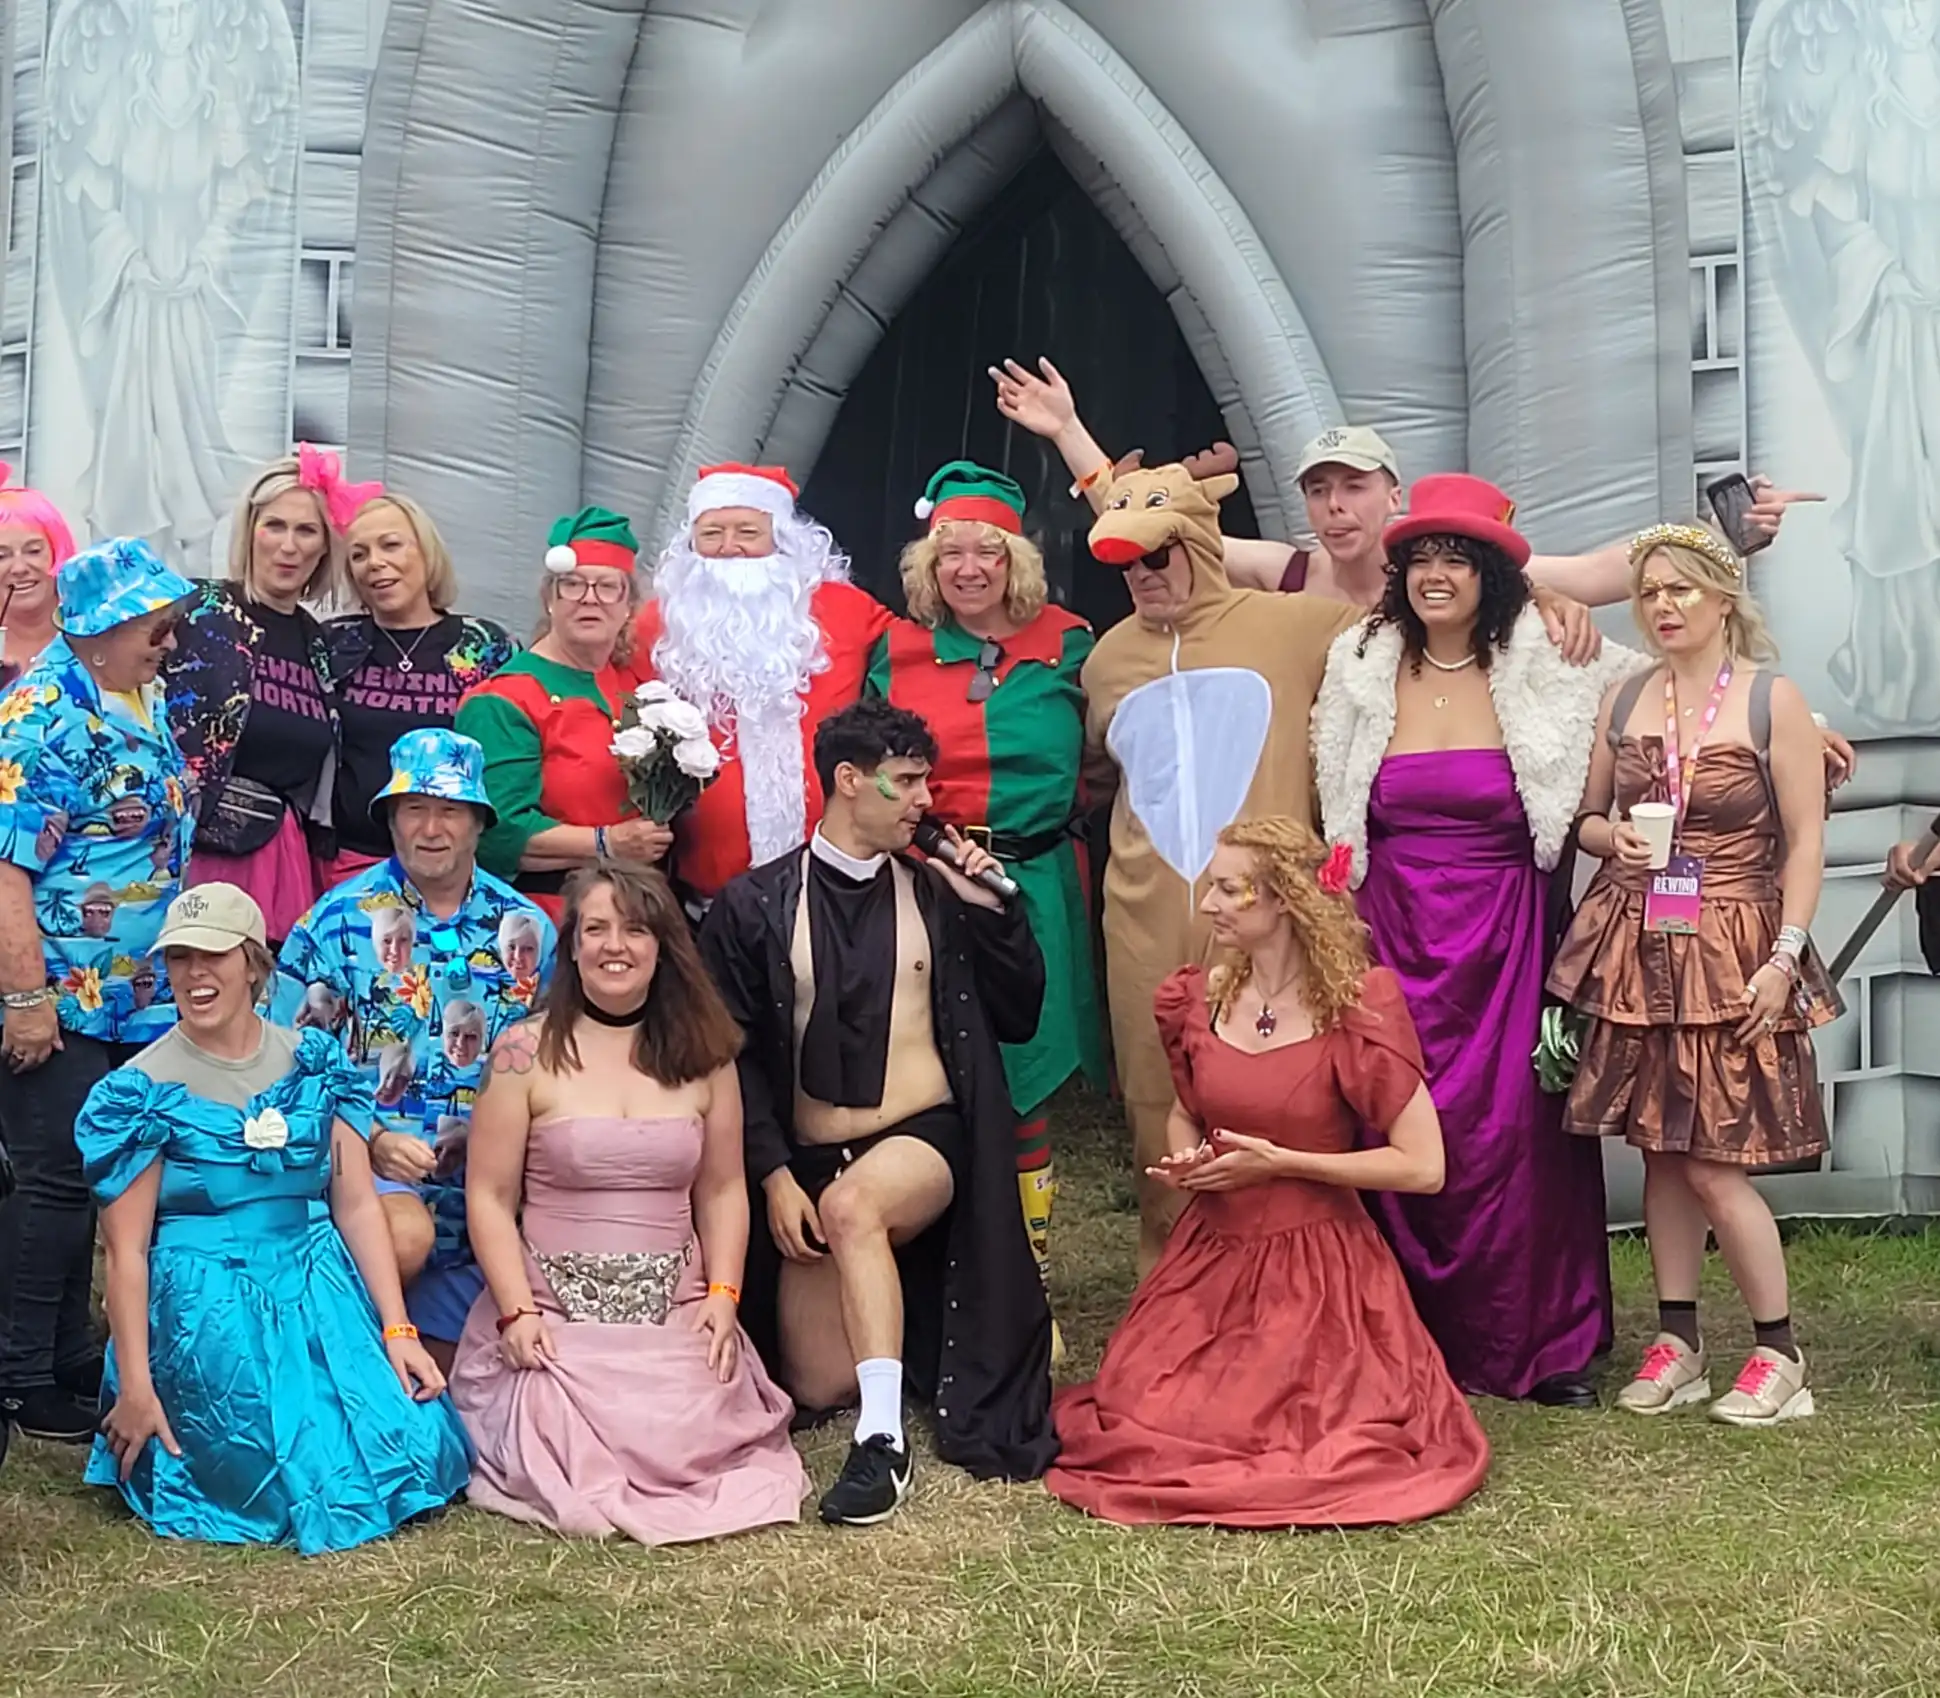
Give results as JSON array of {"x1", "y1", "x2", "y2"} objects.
[{"x1": 0, "y1": 1033, "x2": 132, "y2": 1388}]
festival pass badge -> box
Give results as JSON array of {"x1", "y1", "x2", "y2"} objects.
[{"x1": 1644, "y1": 854, "x2": 1703, "y2": 936}]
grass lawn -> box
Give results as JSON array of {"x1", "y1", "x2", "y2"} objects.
[{"x1": 5, "y1": 1087, "x2": 1940, "y2": 1697}]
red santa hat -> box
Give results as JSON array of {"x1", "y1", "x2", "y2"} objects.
[{"x1": 686, "y1": 463, "x2": 800, "y2": 529}]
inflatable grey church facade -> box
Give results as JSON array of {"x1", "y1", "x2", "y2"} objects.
[{"x1": 2, "y1": 0, "x2": 1935, "y2": 1219}]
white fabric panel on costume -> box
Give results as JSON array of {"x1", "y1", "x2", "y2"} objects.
[{"x1": 1105, "y1": 665, "x2": 1273, "y2": 889}]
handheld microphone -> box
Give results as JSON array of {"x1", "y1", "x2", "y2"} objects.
[{"x1": 912, "y1": 817, "x2": 1020, "y2": 903}]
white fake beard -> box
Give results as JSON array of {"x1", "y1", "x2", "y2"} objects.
[{"x1": 652, "y1": 543, "x2": 832, "y2": 863}]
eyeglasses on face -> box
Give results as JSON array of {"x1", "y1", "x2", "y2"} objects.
[{"x1": 554, "y1": 573, "x2": 629, "y2": 606}]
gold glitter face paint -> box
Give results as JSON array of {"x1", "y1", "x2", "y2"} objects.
[{"x1": 1233, "y1": 879, "x2": 1258, "y2": 911}]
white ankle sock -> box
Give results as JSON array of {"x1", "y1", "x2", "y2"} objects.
[{"x1": 854, "y1": 1358, "x2": 904, "y2": 1449}]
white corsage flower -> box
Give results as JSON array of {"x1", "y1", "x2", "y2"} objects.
[
  {"x1": 635, "y1": 680, "x2": 678, "y2": 704},
  {"x1": 674, "y1": 736, "x2": 722, "y2": 778},
  {"x1": 242, "y1": 1107, "x2": 291, "y2": 1151},
  {"x1": 610, "y1": 725, "x2": 657, "y2": 760}
]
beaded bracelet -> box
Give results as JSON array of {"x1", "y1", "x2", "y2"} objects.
[
  {"x1": 382, "y1": 1323, "x2": 420, "y2": 1343},
  {"x1": 495, "y1": 1307, "x2": 540, "y2": 1335},
  {"x1": 707, "y1": 1282, "x2": 742, "y2": 1306}
]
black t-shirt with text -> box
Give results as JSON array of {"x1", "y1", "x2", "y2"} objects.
[
  {"x1": 334, "y1": 616, "x2": 476, "y2": 855},
  {"x1": 233, "y1": 606, "x2": 335, "y2": 802}
]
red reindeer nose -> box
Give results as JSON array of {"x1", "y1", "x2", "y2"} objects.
[{"x1": 1090, "y1": 534, "x2": 1148, "y2": 568}]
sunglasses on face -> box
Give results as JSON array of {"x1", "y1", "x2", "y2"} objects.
[
  {"x1": 554, "y1": 573, "x2": 629, "y2": 606},
  {"x1": 967, "y1": 639, "x2": 1002, "y2": 705}
]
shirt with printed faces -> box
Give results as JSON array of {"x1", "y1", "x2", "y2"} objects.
[
  {"x1": 0, "y1": 639, "x2": 193, "y2": 1041},
  {"x1": 270, "y1": 857, "x2": 556, "y2": 1266}
]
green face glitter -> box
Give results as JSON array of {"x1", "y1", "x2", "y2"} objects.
[{"x1": 874, "y1": 772, "x2": 900, "y2": 801}]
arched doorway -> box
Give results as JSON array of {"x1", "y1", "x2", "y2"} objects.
[{"x1": 801, "y1": 145, "x2": 1257, "y2": 633}]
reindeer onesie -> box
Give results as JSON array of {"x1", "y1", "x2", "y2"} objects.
[{"x1": 1081, "y1": 453, "x2": 1359, "y2": 1266}]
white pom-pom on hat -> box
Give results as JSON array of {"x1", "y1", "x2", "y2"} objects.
[
  {"x1": 913, "y1": 497, "x2": 935, "y2": 521},
  {"x1": 544, "y1": 544, "x2": 578, "y2": 574}
]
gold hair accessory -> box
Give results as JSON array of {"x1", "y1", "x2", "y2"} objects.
[{"x1": 1627, "y1": 522, "x2": 1742, "y2": 581}]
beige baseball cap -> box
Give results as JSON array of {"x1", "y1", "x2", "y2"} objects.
[
  {"x1": 1295, "y1": 425, "x2": 1401, "y2": 482},
  {"x1": 152, "y1": 883, "x2": 268, "y2": 954}
]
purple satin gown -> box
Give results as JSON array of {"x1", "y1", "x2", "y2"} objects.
[{"x1": 1357, "y1": 750, "x2": 1612, "y2": 1400}]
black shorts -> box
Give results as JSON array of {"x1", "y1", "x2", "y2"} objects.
[{"x1": 790, "y1": 1106, "x2": 966, "y2": 1204}]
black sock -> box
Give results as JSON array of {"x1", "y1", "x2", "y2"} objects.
[
  {"x1": 1753, "y1": 1315, "x2": 1799, "y2": 1361},
  {"x1": 1657, "y1": 1299, "x2": 1701, "y2": 1352}
]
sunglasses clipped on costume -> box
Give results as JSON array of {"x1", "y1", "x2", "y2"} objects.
[
  {"x1": 554, "y1": 573, "x2": 629, "y2": 606},
  {"x1": 967, "y1": 639, "x2": 1002, "y2": 704},
  {"x1": 1637, "y1": 579, "x2": 1707, "y2": 608}
]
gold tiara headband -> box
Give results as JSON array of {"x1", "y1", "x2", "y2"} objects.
[{"x1": 1628, "y1": 523, "x2": 1743, "y2": 582}]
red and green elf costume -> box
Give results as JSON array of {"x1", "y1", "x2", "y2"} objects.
[
  {"x1": 868, "y1": 463, "x2": 1107, "y2": 1318},
  {"x1": 456, "y1": 507, "x2": 646, "y2": 922}
]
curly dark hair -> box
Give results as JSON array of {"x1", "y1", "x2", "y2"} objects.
[{"x1": 1356, "y1": 531, "x2": 1530, "y2": 673}]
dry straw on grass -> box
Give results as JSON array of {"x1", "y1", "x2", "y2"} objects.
[{"x1": 5, "y1": 1087, "x2": 1940, "y2": 1697}]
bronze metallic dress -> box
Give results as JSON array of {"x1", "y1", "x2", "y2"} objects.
[{"x1": 1547, "y1": 737, "x2": 1835, "y2": 1165}]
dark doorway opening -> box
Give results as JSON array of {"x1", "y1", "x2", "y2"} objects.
[{"x1": 800, "y1": 141, "x2": 1258, "y2": 632}]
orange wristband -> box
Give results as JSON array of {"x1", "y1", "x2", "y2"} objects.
[
  {"x1": 1070, "y1": 459, "x2": 1113, "y2": 499},
  {"x1": 382, "y1": 1323, "x2": 419, "y2": 1343},
  {"x1": 707, "y1": 1282, "x2": 741, "y2": 1306}
]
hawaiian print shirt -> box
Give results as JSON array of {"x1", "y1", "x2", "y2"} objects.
[
  {"x1": 270, "y1": 858, "x2": 556, "y2": 1266},
  {"x1": 0, "y1": 639, "x2": 193, "y2": 1041}
]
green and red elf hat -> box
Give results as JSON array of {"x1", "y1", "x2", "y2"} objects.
[
  {"x1": 913, "y1": 461, "x2": 1027, "y2": 535},
  {"x1": 543, "y1": 506, "x2": 639, "y2": 574}
]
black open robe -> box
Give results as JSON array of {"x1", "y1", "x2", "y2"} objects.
[{"x1": 699, "y1": 848, "x2": 1058, "y2": 1482}]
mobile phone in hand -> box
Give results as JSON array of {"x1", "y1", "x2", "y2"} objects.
[{"x1": 1706, "y1": 474, "x2": 1770, "y2": 557}]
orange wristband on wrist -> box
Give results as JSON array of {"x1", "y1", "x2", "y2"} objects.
[
  {"x1": 382, "y1": 1323, "x2": 419, "y2": 1343},
  {"x1": 707, "y1": 1282, "x2": 741, "y2": 1306}
]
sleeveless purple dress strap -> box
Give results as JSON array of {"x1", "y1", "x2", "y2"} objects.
[{"x1": 1276, "y1": 549, "x2": 1311, "y2": 593}]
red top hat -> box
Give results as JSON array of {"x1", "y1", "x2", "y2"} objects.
[{"x1": 1382, "y1": 473, "x2": 1531, "y2": 569}]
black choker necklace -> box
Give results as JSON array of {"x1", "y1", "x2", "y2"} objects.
[{"x1": 581, "y1": 995, "x2": 648, "y2": 1028}]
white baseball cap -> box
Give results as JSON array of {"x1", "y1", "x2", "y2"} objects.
[
  {"x1": 1295, "y1": 425, "x2": 1401, "y2": 482},
  {"x1": 152, "y1": 883, "x2": 268, "y2": 954}
]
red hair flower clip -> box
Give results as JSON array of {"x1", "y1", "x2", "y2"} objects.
[{"x1": 1317, "y1": 841, "x2": 1354, "y2": 895}]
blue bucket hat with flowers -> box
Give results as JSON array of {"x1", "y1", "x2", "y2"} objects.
[
  {"x1": 373, "y1": 728, "x2": 498, "y2": 826},
  {"x1": 56, "y1": 538, "x2": 195, "y2": 639}
]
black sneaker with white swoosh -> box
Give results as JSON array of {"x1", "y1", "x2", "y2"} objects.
[{"x1": 817, "y1": 1434, "x2": 912, "y2": 1526}]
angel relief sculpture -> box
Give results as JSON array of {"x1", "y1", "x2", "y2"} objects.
[
  {"x1": 1743, "y1": 0, "x2": 1940, "y2": 730},
  {"x1": 42, "y1": 0, "x2": 299, "y2": 567}
]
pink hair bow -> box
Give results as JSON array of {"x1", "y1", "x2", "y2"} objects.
[
  {"x1": 1317, "y1": 841, "x2": 1354, "y2": 896},
  {"x1": 296, "y1": 443, "x2": 384, "y2": 532}
]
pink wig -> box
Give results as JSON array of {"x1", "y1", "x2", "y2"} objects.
[{"x1": 0, "y1": 467, "x2": 78, "y2": 568}]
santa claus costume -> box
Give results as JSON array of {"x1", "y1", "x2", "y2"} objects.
[{"x1": 635, "y1": 465, "x2": 892, "y2": 908}]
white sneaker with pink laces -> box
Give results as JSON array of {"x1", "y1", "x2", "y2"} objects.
[
  {"x1": 1614, "y1": 1333, "x2": 1711, "y2": 1415},
  {"x1": 1707, "y1": 1346, "x2": 1814, "y2": 1427}
]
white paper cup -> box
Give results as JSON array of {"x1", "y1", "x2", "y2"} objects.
[{"x1": 1629, "y1": 801, "x2": 1676, "y2": 870}]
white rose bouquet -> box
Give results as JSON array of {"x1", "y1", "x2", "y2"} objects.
[{"x1": 610, "y1": 681, "x2": 722, "y2": 824}]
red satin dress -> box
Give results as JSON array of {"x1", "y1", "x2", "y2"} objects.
[{"x1": 1046, "y1": 966, "x2": 1490, "y2": 1529}]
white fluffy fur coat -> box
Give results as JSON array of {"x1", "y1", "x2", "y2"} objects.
[{"x1": 1311, "y1": 605, "x2": 1649, "y2": 887}]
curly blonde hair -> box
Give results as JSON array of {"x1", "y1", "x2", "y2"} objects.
[
  {"x1": 1208, "y1": 817, "x2": 1369, "y2": 1034},
  {"x1": 1632, "y1": 537, "x2": 1778, "y2": 664},
  {"x1": 898, "y1": 521, "x2": 1048, "y2": 629}
]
